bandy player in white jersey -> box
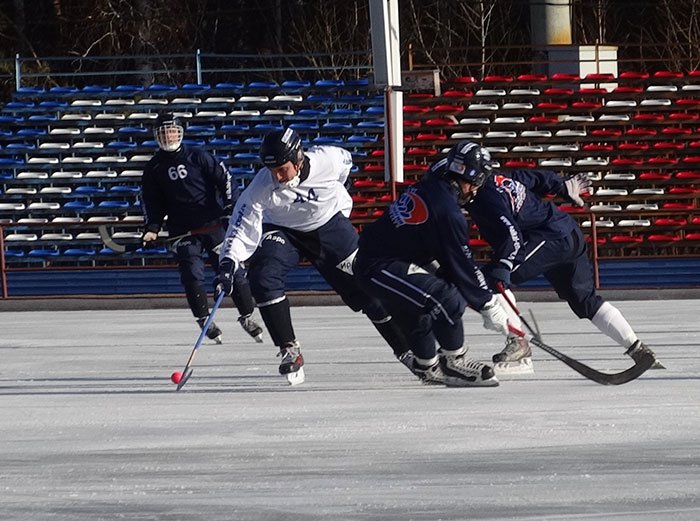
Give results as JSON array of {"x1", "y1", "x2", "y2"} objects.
[{"x1": 215, "y1": 128, "x2": 412, "y2": 385}]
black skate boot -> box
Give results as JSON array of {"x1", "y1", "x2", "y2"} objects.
[
  {"x1": 196, "y1": 316, "x2": 222, "y2": 344},
  {"x1": 626, "y1": 340, "x2": 665, "y2": 369},
  {"x1": 440, "y1": 347, "x2": 499, "y2": 387},
  {"x1": 238, "y1": 314, "x2": 264, "y2": 343},
  {"x1": 411, "y1": 356, "x2": 447, "y2": 385},
  {"x1": 396, "y1": 351, "x2": 425, "y2": 381},
  {"x1": 492, "y1": 335, "x2": 534, "y2": 374},
  {"x1": 278, "y1": 341, "x2": 304, "y2": 385}
]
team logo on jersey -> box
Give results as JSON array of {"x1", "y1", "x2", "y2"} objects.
[
  {"x1": 388, "y1": 189, "x2": 429, "y2": 226},
  {"x1": 492, "y1": 174, "x2": 526, "y2": 212}
]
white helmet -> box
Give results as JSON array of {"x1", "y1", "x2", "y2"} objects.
[{"x1": 154, "y1": 114, "x2": 184, "y2": 152}]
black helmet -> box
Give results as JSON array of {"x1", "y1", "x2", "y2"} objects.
[
  {"x1": 154, "y1": 113, "x2": 184, "y2": 152},
  {"x1": 259, "y1": 128, "x2": 304, "y2": 168},
  {"x1": 445, "y1": 141, "x2": 494, "y2": 188}
]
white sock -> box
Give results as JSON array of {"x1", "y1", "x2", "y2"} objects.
[
  {"x1": 414, "y1": 355, "x2": 439, "y2": 368},
  {"x1": 497, "y1": 290, "x2": 523, "y2": 331},
  {"x1": 590, "y1": 301, "x2": 638, "y2": 348}
]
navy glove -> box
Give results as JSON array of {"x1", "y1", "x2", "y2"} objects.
[
  {"x1": 214, "y1": 258, "x2": 238, "y2": 296},
  {"x1": 484, "y1": 262, "x2": 511, "y2": 288}
]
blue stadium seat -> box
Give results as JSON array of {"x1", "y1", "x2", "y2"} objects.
[
  {"x1": 182, "y1": 83, "x2": 211, "y2": 91},
  {"x1": 63, "y1": 201, "x2": 95, "y2": 211},
  {"x1": 49, "y1": 86, "x2": 79, "y2": 94},
  {"x1": 98, "y1": 200, "x2": 130, "y2": 209},
  {"x1": 247, "y1": 81, "x2": 279, "y2": 89},
  {"x1": 115, "y1": 84, "x2": 144, "y2": 93},
  {"x1": 214, "y1": 82, "x2": 245, "y2": 90},
  {"x1": 289, "y1": 122, "x2": 319, "y2": 131},
  {"x1": 16, "y1": 128, "x2": 47, "y2": 137},
  {"x1": 221, "y1": 123, "x2": 250, "y2": 132},
  {"x1": 209, "y1": 138, "x2": 240, "y2": 146},
  {"x1": 147, "y1": 84, "x2": 177, "y2": 92},
  {"x1": 28, "y1": 248, "x2": 61, "y2": 257},
  {"x1": 315, "y1": 79, "x2": 345, "y2": 88},
  {"x1": 82, "y1": 85, "x2": 112, "y2": 93},
  {"x1": 63, "y1": 247, "x2": 96, "y2": 256},
  {"x1": 38, "y1": 100, "x2": 69, "y2": 109},
  {"x1": 281, "y1": 80, "x2": 311, "y2": 90}
]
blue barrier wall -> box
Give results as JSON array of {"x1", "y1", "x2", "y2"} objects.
[{"x1": 4, "y1": 257, "x2": 700, "y2": 297}]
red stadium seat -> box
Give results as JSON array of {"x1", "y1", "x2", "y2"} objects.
[
  {"x1": 544, "y1": 88, "x2": 574, "y2": 95},
  {"x1": 653, "y1": 71, "x2": 684, "y2": 79},
  {"x1": 482, "y1": 75, "x2": 513, "y2": 83},
  {"x1": 585, "y1": 72, "x2": 616, "y2": 81},
  {"x1": 517, "y1": 74, "x2": 548, "y2": 82},
  {"x1": 619, "y1": 71, "x2": 649, "y2": 80},
  {"x1": 639, "y1": 172, "x2": 672, "y2": 180},
  {"x1": 647, "y1": 234, "x2": 681, "y2": 242},
  {"x1": 619, "y1": 143, "x2": 649, "y2": 151},
  {"x1": 653, "y1": 142, "x2": 685, "y2": 150},
  {"x1": 613, "y1": 86, "x2": 644, "y2": 94},
  {"x1": 662, "y1": 202, "x2": 695, "y2": 209},
  {"x1": 442, "y1": 90, "x2": 473, "y2": 98},
  {"x1": 503, "y1": 160, "x2": 537, "y2": 168},
  {"x1": 611, "y1": 235, "x2": 644, "y2": 243},
  {"x1": 676, "y1": 171, "x2": 700, "y2": 179},
  {"x1": 415, "y1": 133, "x2": 447, "y2": 141},
  {"x1": 676, "y1": 98, "x2": 700, "y2": 106},
  {"x1": 685, "y1": 233, "x2": 700, "y2": 240},
  {"x1": 452, "y1": 76, "x2": 477, "y2": 84},
  {"x1": 551, "y1": 73, "x2": 580, "y2": 81},
  {"x1": 578, "y1": 87, "x2": 608, "y2": 95},
  {"x1": 654, "y1": 217, "x2": 687, "y2": 226}
]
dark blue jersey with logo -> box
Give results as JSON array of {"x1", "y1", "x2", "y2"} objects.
[
  {"x1": 454, "y1": 164, "x2": 577, "y2": 269},
  {"x1": 358, "y1": 174, "x2": 493, "y2": 310},
  {"x1": 141, "y1": 145, "x2": 233, "y2": 236}
]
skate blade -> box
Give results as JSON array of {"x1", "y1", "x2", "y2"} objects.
[
  {"x1": 649, "y1": 359, "x2": 666, "y2": 370},
  {"x1": 285, "y1": 367, "x2": 305, "y2": 386},
  {"x1": 444, "y1": 375, "x2": 500, "y2": 387},
  {"x1": 494, "y1": 358, "x2": 534, "y2": 375},
  {"x1": 254, "y1": 334, "x2": 264, "y2": 344},
  {"x1": 211, "y1": 335, "x2": 222, "y2": 345}
]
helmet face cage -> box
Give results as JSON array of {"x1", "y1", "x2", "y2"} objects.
[
  {"x1": 154, "y1": 116, "x2": 184, "y2": 152},
  {"x1": 445, "y1": 141, "x2": 493, "y2": 189},
  {"x1": 259, "y1": 128, "x2": 304, "y2": 168}
]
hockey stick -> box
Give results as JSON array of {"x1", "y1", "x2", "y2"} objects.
[
  {"x1": 176, "y1": 291, "x2": 226, "y2": 391},
  {"x1": 496, "y1": 283, "x2": 654, "y2": 385},
  {"x1": 98, "y1": 224, "x2": 220, "y2": 253}
]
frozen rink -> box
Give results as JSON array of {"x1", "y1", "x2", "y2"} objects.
[{"x1": 1, "y1": 298, "x2": 699, "y2": 521}]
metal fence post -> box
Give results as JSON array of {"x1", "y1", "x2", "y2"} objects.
[
  {"x1": 14, "y1": 53, "x2": 21, "y2": 90},
  {"x1": 195, "y1": 48, "x2": 202, "y2": 84}
]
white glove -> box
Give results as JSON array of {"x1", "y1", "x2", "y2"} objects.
[
  {"x1": 142, "y1": 231, "x2": 158, "y2": 244},
  {"x1": 479, "y1": 296, "x2": 510, "y2": 336},
  {"x1": 563, "y1": 173, "x2": 593, "y2": 207}
]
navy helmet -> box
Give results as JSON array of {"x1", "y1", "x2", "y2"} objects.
[
  {"x1": 259, "y1": 128, "x2": 304, "y2": 168},
  {"x1": 444, "y1": 141, "x2": 495, "y2": 189}
]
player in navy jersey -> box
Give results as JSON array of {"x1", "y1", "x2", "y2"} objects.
[
  {"x1": 215, "y1": 128, "x2": 412, "y2": 385},
  {"x1": 141, "y1": 114, "x2": 263, "y2": 344},
  {"x1": 431, "y1": 141, "x2": 664, "y2": 372},
  {"x1": 354, "y1": 145, "x2": 511, "y2": 387}
]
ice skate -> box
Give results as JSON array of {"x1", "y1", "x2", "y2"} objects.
[
  {"x1": 492, "y1": 336, "x2": 534, "y2": 375},
  {"x1": 238, "y1": 314, "x2": 264, "y2": 343},
  {"x1": 196, "y1": 316, "x2": 222, "y2": 344},
  {"x1": 412, "y1": 357, "x2": 447, "y2": 385},
  {"x1": 278, "y1": 341, "x2": 305, "y2": 385},
  {"x1": 626, "y1": 340, "x2": 665, "y2": 370},
  {"x1": 396, "y1": 351, "x2": 425, "y2": 381},
  {"x1": 440, "y1": 347, "x2": 499, "y2": 387}
]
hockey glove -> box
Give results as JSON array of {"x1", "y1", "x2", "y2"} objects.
[
  {"x1": 483, "y1": 262, "x2": 511, "y2": 288},
  {"x1": 479, "y1": 296, "x2": 510, "y2": 336},
  {"x1": 563, "y1": 172, "x2": 593, "y2": 207},
  {"x1": 142, "y1": 231, "x2": 158, "y2": 244},
  {"x1": 214, "y1": 257, "x2": 239, "y2": 296}
]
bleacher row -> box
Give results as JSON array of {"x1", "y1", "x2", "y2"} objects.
[{"x1": 0, "y1": 72, "x2": 699, "y2": 265}]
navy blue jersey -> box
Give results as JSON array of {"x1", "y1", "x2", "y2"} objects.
[
  {"x1": 454, "y1": 165, "x2": 577, "y2": 269},
  {"x1": 141, "y1": 145, "x2": 233, "y2": 236},
  {"x1": 358, "y1": 174, "x2": 492, "y2": 310}
]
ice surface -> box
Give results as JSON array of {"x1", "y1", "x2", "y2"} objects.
[{"x1": 1, "y1": 300, "x2": 698, "y2": 520}]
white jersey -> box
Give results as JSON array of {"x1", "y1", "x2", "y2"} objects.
[{"x1": 220, "y1": 145, "x2": 353, "y2": 265}]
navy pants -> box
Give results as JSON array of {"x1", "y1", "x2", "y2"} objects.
[
  {"x1": 173, "y1": 225, "x2": 253, "y2": 319},
  {"x1": 508, "y1": 227, "x2": 603, "y2": 319},
  {"x1": 354, "y1": 258, "x2": 466, "y2": 360}
]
